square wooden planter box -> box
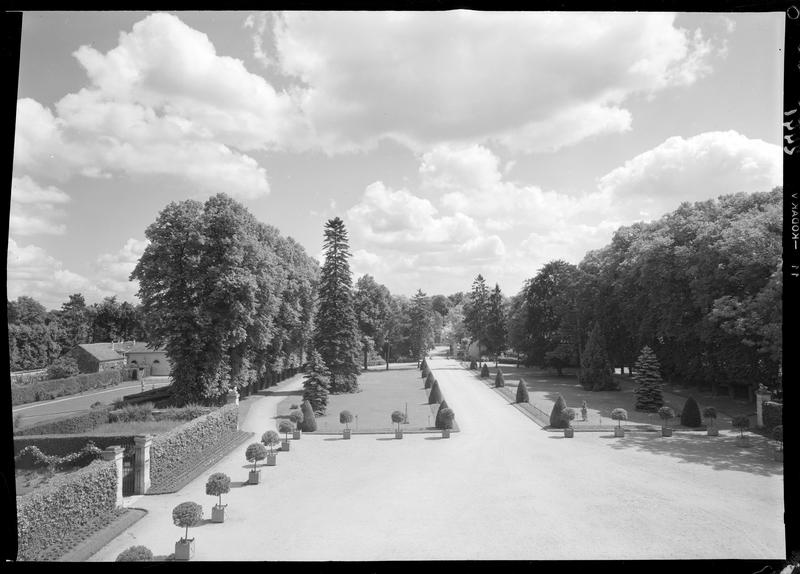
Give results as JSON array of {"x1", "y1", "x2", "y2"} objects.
[
  {"x1": 662, "y1": 428, "x2": 673, "y2": 437},
  {"x1": 248, "y1": 469, "x2": 261, "y2": 485},
  {"x1": 614, "y1": 427, "x2": 625, "y2": 437},
  {"x1": 266, "y1": 453, "x2": 277, "y2": 466},
  {"x1": 212, "y1": 505, "x2": 226, "y2": 523},
  {"x1": 281, "y1": 440, "x2": 291, "y2": 452},
  {"x1": 564, "y1": 428, "x2": 574, "y2": 438},
  {"x1": 442, "y1": 429, "x2": 450, "y2": 439},
  {"x1": 292, "y1": 430, "x2": 301, "y2": 440},
  {"x1": 395, "y1": 431, "x2": 403, "y2": 439},
  {"x1": 174, "y1": 539, "x2": 195, "y2": 561},
  {"x1": 343, "y1": 429, "x2": 351, "y2": 440}
]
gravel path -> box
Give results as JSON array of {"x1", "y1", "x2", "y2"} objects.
[{"x1": 87, "y1": 358, "x2": 784, "y2": 561}]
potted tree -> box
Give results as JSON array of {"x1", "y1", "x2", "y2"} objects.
[
  {"x1": 392, "y1": 410, "x2": 404, "y2": 439},
  {"x1": 658, "y1": 406, "x2": 675, "y2": 437},
  {"x1": 440, "y1": 408, "x2": 455, "y2": 438},
  {"x1": 340, "y1": 410, "x2": 354, "y2": 439},
  {"x1": 611, "y1": 408, "x2": 627, "y2": 437},
  {"x1": 205, "y1": 472, "x2": 231, "y2": 523},
  {"x1": 261, "y1": 430, "x2": 280, "y2": 465},
  {"x1": 772, "y1": 425, "x2": 783, "y2": 462},
  {"x1": 116, "y1": 546, "x2": 153, "y2": 562},
  {"x1": 246, "y1": 442, "x2": 267, "y2": 483},
  {"x1": 732, "y1": 415, "x2": 751, "y2": 446},
  {"x1": 172, "y1": 501, "x2": 203, "y2": 560},
  {"x1": 703, "y1": 406, "x2": 719, "y2": 436},
  {"x1": 278, "y1": 420, "x2": 293, "y2": 451},
  {"x1": 563, "y1": 408, "x2": 576, "y2": 438},
  {"x1": 289, "y1": 409, "x2": 303, "y2": 440}
]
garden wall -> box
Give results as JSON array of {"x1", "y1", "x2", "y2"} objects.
[
  {"x1": 13, "y1": 434, "x2": 135, "y2": 458},
  {"x1": 11, "y1": 370, "x2": 126, "y2": 406},
  {"x1": 763, "y1": 401, "x2": 782, "y2": 431},
  {"x1": 16, "y1": 458, "x2": 118, "y2": 561},
  {"x1": 14, "y1": 406, "x2": 113, "y2": 436},
  {"x1": 149, "y1": 403, "x2": 238, "y2": 491}
]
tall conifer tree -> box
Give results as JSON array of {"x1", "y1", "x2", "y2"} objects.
[
  {"x1": 578, "y1": 322, "x2": 618, "y2": 392},
  {"x1": 632, "y1": 346, "x2": 664, "y2": 412}
]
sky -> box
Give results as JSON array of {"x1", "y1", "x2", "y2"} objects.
[{"x1": 7, "y1": 11, "x2": 784, "y2": 310}]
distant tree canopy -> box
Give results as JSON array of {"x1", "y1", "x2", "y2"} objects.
[{"x1": 131, "y1": 193, "x2": 318, "y2": 404}]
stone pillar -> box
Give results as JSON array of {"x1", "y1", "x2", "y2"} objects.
[
  {"x1": 101, "y1": 446, "x2": 124, "y2": 508},
  {"x1": 133, "y1": 435, "x2": 152, "y2": 495},
  {"x1": 755, "y1": 391, "x2": 771, "y2": 428},
  {"x1": 227, "y1": 388, "x2": 239, "y2": 406}
]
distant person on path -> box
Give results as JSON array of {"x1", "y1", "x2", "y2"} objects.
[{"x1": 581, "y1": 401, "x2": 588, "y2": 422}]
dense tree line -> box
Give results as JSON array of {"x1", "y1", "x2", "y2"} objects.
[
  {"x1": 506, "y1": 188, "x2": 782, "y2": 394},
  {"x1": 132, "y1": 194, "x2": 319, "y2": 404},
  {"x1": 8, "y1": 294, "x2": 148, "y2": 371}
]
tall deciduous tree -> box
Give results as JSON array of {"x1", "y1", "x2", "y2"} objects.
[{"x1": 313, "y1": 217, "x2": 361, "y2": 394}]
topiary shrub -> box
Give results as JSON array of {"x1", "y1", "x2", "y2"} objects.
[
  {"x1": 172, "y1": 502, "x2": 203, "y2": 542},
  {"x1": 425, "y1": 371, "x2": 435, "y2": 389},
  {"x1": 494, "y1": 371, "x2": 505, "y2": 388},
  {"x1": 391, "y1": 410, "x2": 404, "y2": 432},
  {"x1": 434, "y1": 400, "x2": 450, "y2": 429},
  {"x1": 339, "y1": 410, "x2": 353, "y2": 430},
  {"x1": 515, "y1": 378, "x2": 529, "y2": 403},
  {"x1": 469, "y1": 360, "x2": 477, "y2": 370},
  {"x1": 702, "y1": 406, "x2": 717, "y2": 426},
  {"x1": 116, "y1": 545, "x2": 153, "y2": 561},
  {"x1": 299, "y1": 400, "x2": 317, "y2": 432},
  {"x1": 289, "y1": 409, "x2": 304, "y2": 429},
  {"x1": 480, "y1": 363, "x2": 490, "y2": 378},
  {"x1": 732, "y1": 415, "x2": 750, "y2": 438},
  {"x1": 278, "y1": 420, "x2": 293, "y2": 441},
  {"x1": 428, "y1": 380, "x2": 443, "y2": 404},
  {"x1": 562, "y1": 408, "x2": 576, "y2": 428},
  {"x1": 549, "y1": 395, "x2": 568, "y2": 428},
  {"x1": 205, "y1": 472, "x2": 231, "y2": 508},
  {"x1": 261, "y1": 431, "x2": 280, "y2": 455},
  {"x1": 658, "y1": 406, "x2": 675, "y2": 429},
  {"x1": 246, "y1": 442, "x2": 268, "y2": 471},
  {"x1": 439, "y1": 408, "x2": 455, "y2": 430},
  {"x1": 680, "y1": 396, "x2": 702, "y2": 428},
  {"x1": 420, "y1": 358, "x2": 428, "y2": 372},
  {"x1": 611, "y1": 408, "x2": 628, "y2": 428}
]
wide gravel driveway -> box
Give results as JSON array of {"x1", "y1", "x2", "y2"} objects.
[{"x1": 89, "y1": 357, "x2": 784, "y2": 561}]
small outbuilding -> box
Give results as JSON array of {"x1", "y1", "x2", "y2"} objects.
[
  {"x1": 68, "y1": 343, "x2": 127, "y2": 373},
  {"x1": 122, "y1": 342, "x2": 171, "y2": 376}
]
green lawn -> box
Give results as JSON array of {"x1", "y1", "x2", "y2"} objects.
[
  {"x1": 276, "y1": 363, "x2": 443, "y2": 433},
  {"x1": 469, "y1": 363, "x2": 757, "y2": 430}
]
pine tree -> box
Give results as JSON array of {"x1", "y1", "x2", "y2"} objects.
[
  {"x1": 313, "y1": 217, "x2": 361, "y2": 394},
  {"x1": 632, "y1": 346, "x2": 664, "y2": 412},
  {"x1": 299, "y1": 400, "x2": 317, "y2": 432},
  {"x1": 302, "y1": 350, "x2": 330, "y2": 415},
  {"x1": 464, "y1": 275, "x2": 489, "y2": 348},
  {"x1": 435, "y1": 399, "x2": 450, "y2": 429},
  {"x1": 409, "y1": 289, "x2": 433, "y2": 361},
  {"x1": 549, "y1": 394, "x2": 569, "y2": 428},
  {"x1": 578, "y1": 322, "x2": 618, "y2": 392},
  {"x1": 680, "y1": 396, "x2": 703, "y2": 427},
  {"x1": 485, "y1": 284, "x2": 507, "y2": 363},
  {"x1": 516, "y1": 378, "x2": 530, "y2": 403}
]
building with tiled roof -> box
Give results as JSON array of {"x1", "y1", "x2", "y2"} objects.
[{"x1": 68, "y1": 342, "x2": 127, "y2": 373}]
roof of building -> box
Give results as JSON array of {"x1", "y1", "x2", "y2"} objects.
[
  {"x1": 121, "y1": 342, "x2": 166, "y2": 354},
  {"x1": 75, "y1": 343, "x2": 126, "y2": 362}
]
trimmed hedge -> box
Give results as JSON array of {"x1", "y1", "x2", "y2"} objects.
[
  {"x1": 549, "y1": 395, "x2": 569, "y2": 428},
  {"x1": 680, "y1": 396, "x2": 703, "y2": 428},
  {"x1": 16, "y1": 458, "x2": 118, "y2": 561},
  {"x1": 495, "y1": 371, "x2": 505, "y2": 388},
  {"x1": 516, "y1": 379, "x2": 530, "y2": 403},
  {"x1": 14, "y1": 406, "x2": 114, "y2": 436},
  {"x1": 763, "y1": 401, "x2": 782, "y2": 431},
  {"x1": 428, "y1": 380, "x2": 443, "y2": 404},
  {"x1": 149, "y1": 404, "x2": 238, "y2": 491},
  {"x1": 12, "y1": 370, "x2": 124, "y2": 406},
  {"x1": 13, "y1": 434, "x2": 135, "y2": 458}
]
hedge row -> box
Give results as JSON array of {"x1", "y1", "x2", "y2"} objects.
[
  {"x1": 10, "y1": 370, "x2": 49, "y2": 386},
  {"x1": 149, "y1": 403, "x2": 238, "y2": 490},
  {"x1": 16, "y1": 458, "x2": 118, "y2": 561},
  {"x1": 13, "y1": 434, "x2": 135, "y2": 458},
  {"x1": 15, "y1": 442, "x2": 103, "y2": 471},
  {"x1": 11, "y1": 370, "x2": 126, "y2": 406},
  {"x1": 763, "y1": 401, "x2": 782, "y2": 431},
  {"x1": 14, "y1": 406, "x2": 114, "y2": 436}
]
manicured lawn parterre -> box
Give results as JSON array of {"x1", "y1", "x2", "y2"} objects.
[
  {"x1": 470, "y1": 363, "x2": 758, "y2": 430},
  {"x1": 276, "y1": 363, "x2": 444, "y2": 433}
]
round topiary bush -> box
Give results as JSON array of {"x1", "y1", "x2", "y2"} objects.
[
  {"x1": 116, "y1": 545, "x2": 153, "y2": 562},
  {"x1": 278, "y1": 420, "x2": 293, "y2": 440},
  {"x1": 680, "y1": 396, "x2": 702, "y2": 428},
  {"x1": 480, "y1": 363, "x2": 490, "y2": 378},
  {"x1": 246, "y1": 442, "x2": 268, "y2": 470},
  {"x1": 516, "y1": 378, "x2": 529, "y2": 403},
  {"x1": 611, "y1": 408, "x2": 628, "y2": 428},
  {"x1": 289, "y1": 409, "x2": 304, "y2": 429},
  {"x1": 205, "y1": 472, "x2": 231, "y2": 507},
  {"x1": 549, "y1": 395, "x2": 569, "y2": 428},
  {"x1": 702, "y1": 406, "x2": 717, "y2": 425},
  {"x1": 562, "y1": 408, "x2": 576, "y2": 428},
  {"x1": 439, "y1": 408, "x2": 455, "y2": 430},
  {"x1": 494, "y1": 371, "x2": 505, "y2": 388},
  {"x1": 428, "y1": 380, "x2": 443, "y2": 404},
  {"x1": 339, "y1": 410, "x2": 353, "y2": 429},
  {"x1": 300, "y1": 400, "x2": 317, "y2": 432},
  {"x1": 391, "y1": 410, "x2": 404, "y2": 432},
  {"x1": 732, "y1": 415, "x2": 750, "y2": 438},
  {"x1": 261, "y1": 430, "x2": 280, "y2": 454},
  {"x1": 172, "y1": 502, "x2": 203, "y2": 541},
  {"x1": 658, "y1": 406, "x2": 675, "y2": 428},
  {"x1": 425, "y1": 371, "x2": 435, "y2": 389}
]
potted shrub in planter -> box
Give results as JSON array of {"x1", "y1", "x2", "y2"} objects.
[
  {"x1": 392, "y1": 410, "x2": 404, "y2": 439},
  {"x1": 261, "y1": 430, "x2": 280, "y2": 465},
  {"x1": 772, "y1": 425, "x2": 783, "y2": 462},
  {"x1": 732, "y1": 415, "x2": 751, "y2": 446},
  {"x1": 440, "y1": 408, "x2": 455, "y2": 438},
  {"x1": 563, "y1": 408, "x2": 576, "y2": 438},
  {"x1": 611, "y1": 408, "x2": 627, "y2": 437},
  {"x1": 172, "y1": 501, "x2": 203, "y2": 560},
  {"x1": 246, "y1": 442, "x2": 267, "y2": 483},
  {"x1": 658, "y1": 406, "x2": 675, "y2": 437},
  {"x1": 289, "y1": 409, "x2": 303, "y2": 440},
  {"x1": 703, "y1": 407, "x2": 719, "y2": 436},
  {"x1": 205, "y1": 472, "x2": 231, "y2": 523},
  {"x1": 340, "y1": 410, "x2": 354, "y2": 439},
  {"x1": 278, "y1": 420, "x2": 293, "y2": 451}
]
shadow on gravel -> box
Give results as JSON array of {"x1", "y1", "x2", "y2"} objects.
[
  {"x1": 424, "y1": 436, "x2": 445, "y2": 440},
  {"x1": 229, "y1": 481, "x2": 249, "y2": 488},
  {"x1": 323, "y1": 437, "x2": 343, "y2": 441},
  {"x1": 604, "y1": 433, "x2": 782, "y2": 476},
  {"x1": 375, "y1": 437, "x2": 398, "y2": 441}
]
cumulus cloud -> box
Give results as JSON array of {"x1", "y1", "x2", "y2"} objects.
[
  {"x1": 598, "y1": 130, "x2": 782, "y2": 219},
  {"x1": 10, "y1": 176, "x2": 71, "y2": 236},
  {"x1": 270, "y1": 11, "x2": 717, "y2": 153},
  {"x1": 93, "y1": 238, "x2": 149, "y2": 300}
]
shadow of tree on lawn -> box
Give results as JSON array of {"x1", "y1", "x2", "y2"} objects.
[{"x1": 604, "y1": 432, "x2": 782, "y2": 476}]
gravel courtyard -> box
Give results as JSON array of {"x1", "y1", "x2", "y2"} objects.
[{"x1": 88, "y1": 356, "x2": 785, "y2": 561}]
